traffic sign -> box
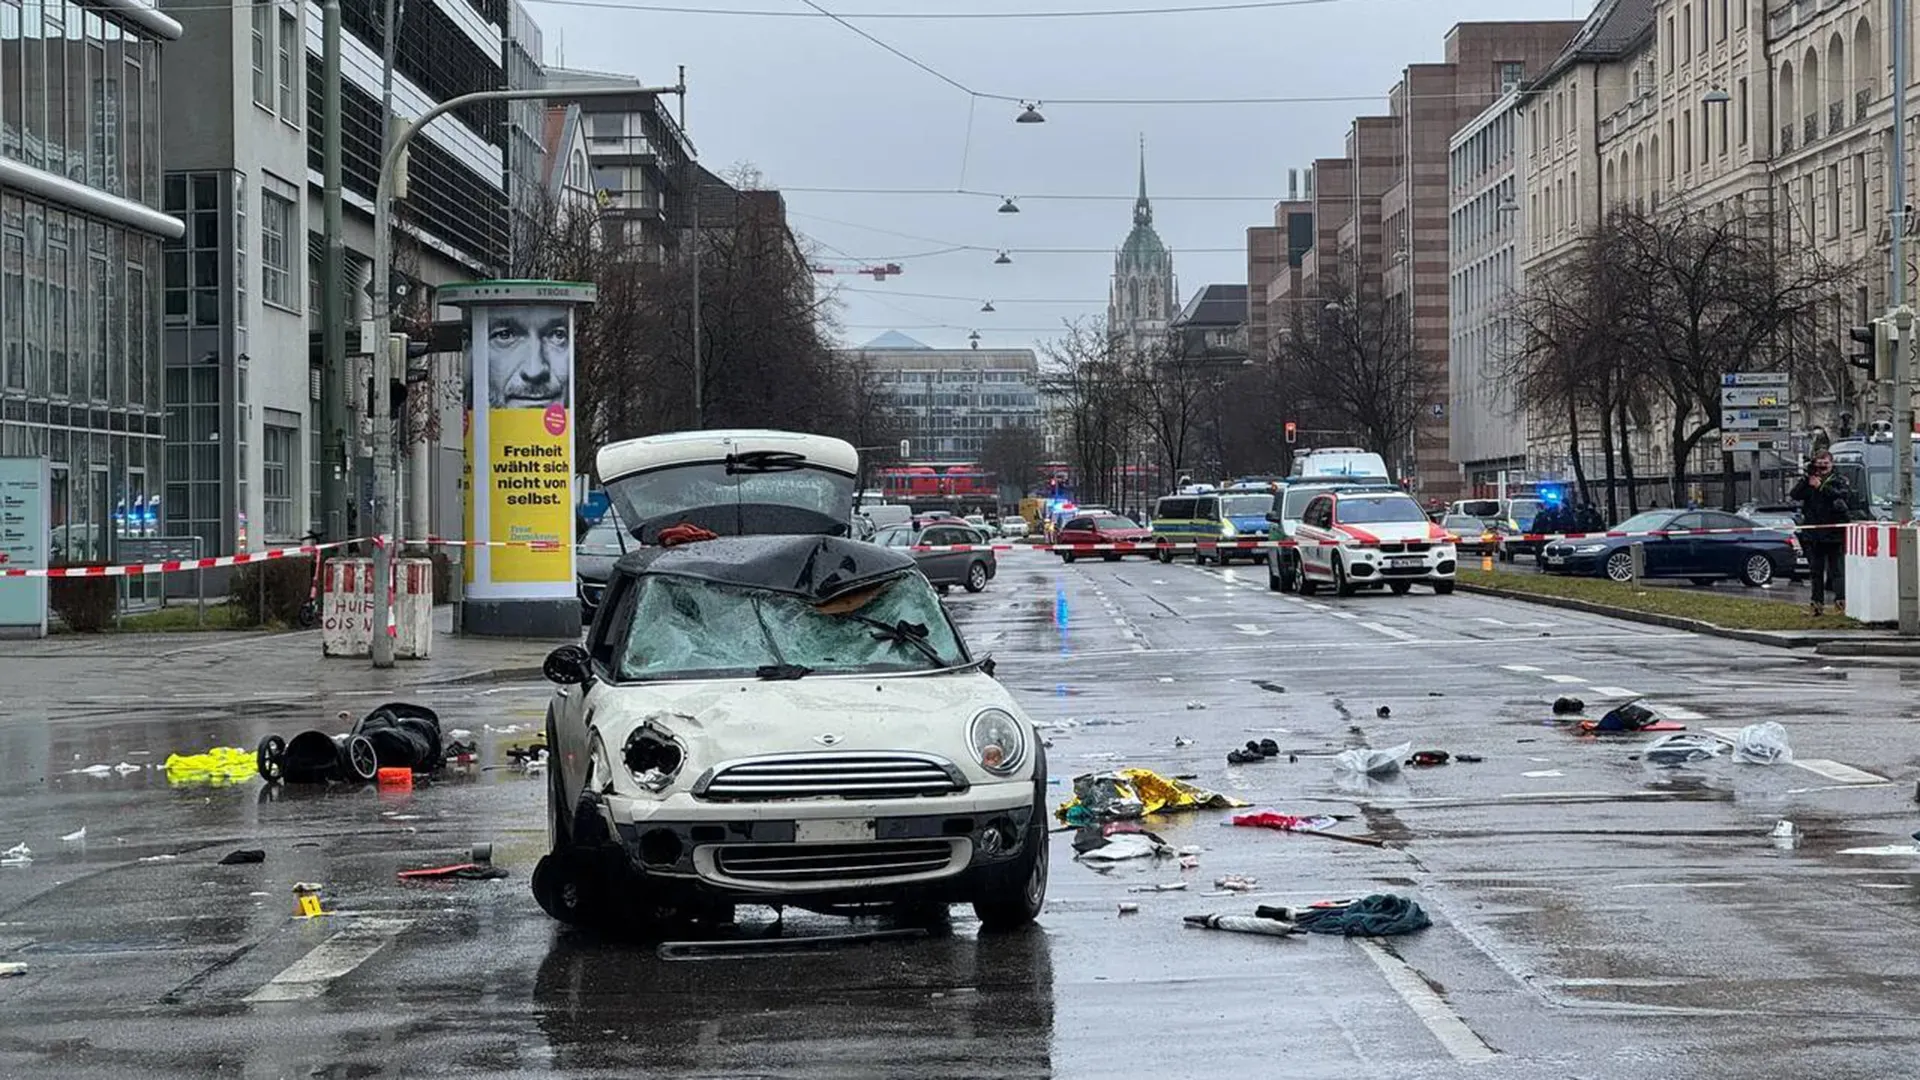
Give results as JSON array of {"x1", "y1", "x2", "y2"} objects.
[
  {"x1": 1721, "y1": 387, "x2": 1785, "y2": 407},
  {"x1": 1723, "y1": 409, "x2": 1788, "y2": 432},
  {"x1": 1721, "y1": 372, "x2": 1790, "y2": 387},
  {"x1": 1722, "y1": 434, "x2": 1783, "y2": 452}
]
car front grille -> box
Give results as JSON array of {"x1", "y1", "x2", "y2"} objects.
[
  {"x1": 1374, "y1": 541, "x2": 1432, "y2": 554},
  {"x1": 695, "y1": 751, "x2": 969, "y2": 801},
  {"x1": 709, "y1": 838, "x2": 965, "y2": 885}
]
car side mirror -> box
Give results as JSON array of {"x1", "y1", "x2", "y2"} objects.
[
  {"x1": 544, "y1": 644, "x2": 595, "y2": 686},
  {"x1": 979, "y1": 655, "x2": 997, "y2": 677}
]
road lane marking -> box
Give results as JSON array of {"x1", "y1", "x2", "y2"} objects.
[
  {"x1": 245, "y1": 918, "x2": 412, "y2": 1003},
  {"x1": 1611, "y1": 881, "x2": 1749, "y2": 890},
  {"x1": 1661, "y1": 707, "x2": 1705, "y2": 721},
  {"x1": 1355, "y1": 939, "x2": 1497, "y2": 1065},
  {"x1": 1360, "y1": 621, "x2": 1420, "y2": 642},
  {"x1": 1702, "y1": 727, "x2": 1886, "y2": 784},
  {"x1": 1330, "y1": 611, "x2": 1359, "y2": 620},
  {"x1": 1587, "y1": 686, "x2": 1641, "y2": 698},
  {"x1": 1541, "y1": 674, "x2": 1587, "y2": 684},
  {"x1": 1500, "y1": 664, "x2": 1541, "y2": 672}
]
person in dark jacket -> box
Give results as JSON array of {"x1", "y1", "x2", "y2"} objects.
[{"x1": 1789, "y1": 449, "x2": 1855, "y2": 616}]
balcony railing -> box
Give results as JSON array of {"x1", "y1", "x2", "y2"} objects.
[
  {"x1": 1859, "y1": 88, "x2": 1872, "y2": 124},
  {"x1": 1830, "y1": 101, "x2": 1845, "y2": 135},
  {"x1": 1804, "y1": 114, "x2": 1818, "y2": 145},
  {"x1": 1780, "y1": 124, "x2": 1795, "y2": 153}
]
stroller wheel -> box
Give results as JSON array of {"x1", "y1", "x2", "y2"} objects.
[
  {"x1": 256, "y1": 735, "x2": 287, "y2": 783},
  {"x1": 470, "y1": 842, "x2": 493, "y2": 865},
  {"x1": 343, "y1": 734, "x2": 379, "y2": 782}
]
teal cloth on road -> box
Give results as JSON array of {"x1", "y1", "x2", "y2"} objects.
[{"x1": 1293, "y1": 894, "x2": 1431, "y2": 936}]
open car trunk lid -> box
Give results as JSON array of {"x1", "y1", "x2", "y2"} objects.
[{"x1": 596, "y1": 430, "x2": 861, "y2": 544}]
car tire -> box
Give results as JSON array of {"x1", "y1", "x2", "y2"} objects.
[
  {"x1": 965, "y1": 561, "x2": 990, "y2": 592},
  {"x1": 1103, "y1": 553, "x2": 1121, "y2": 562},
  {"x1": 1389, "y1": 581, "x2": 1412, "y2": 595},
  {"x1": 1062, "y1": 551, "x2": 1076, "y2": 564},
  {"x1": 1298, "y1": 561, "x2": 1320, "y2": 596},
  {"x1": 1282, "y1": 556, "x2": 1300, "y2": 594},
  {"x1": 974, "y1": 747, "x2": 1050, "y2": 932},
  {"x1": 1155, "y1": 541, "x2": 1174, "y2": 564},
  {"x1": 1433, "y1": 580, "x2": 1455, "y2": 595},
  {"x1": 1604, "y1": 551, "x2": 1636, "y2": 582},
  {"x1": 1740, "y1": 554, "x2": 1774, "y2": 588},
  {"x1": 1333, "y1": 556, "x2": 1358, "y2": 598},
  {"x1": 1268, "y1": 558, "x2": 1283, "y2": 591}
]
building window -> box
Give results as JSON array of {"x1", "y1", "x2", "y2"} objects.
[
  {"x1": 1718, "y1": 0, "x2": 1728, "y2": 40},
  {"x1": 263, "y1": 417, "x2": 297, "y2": 539},
  {"x1": 1498, "y1": 61, "x2": 1524, "y2": 92},
  {"x1": 1682, "y1": 7, "x2": 1691, "y2": 61},
  {"x1": 164, "y1": 173, "x2": 225, "y2": 327},
  {"x1": 1736, "y1": 0, "x2": 1745, "y2": 29},
  {"x1": 251, "y1": 1, "x2": 272, "y2": 110},
  {"x1": 1665, "y1": 15, "x2": 1675, "y2": 72},
  {"x1": 261, "y1": 188, "x2": 294, "y2": 309},
  {"x1": 1739, "y1": 78, "x2": 1749, "y2": 145},
  {"x1": 277, "y1": 9, "x2": 299, "y2": 123},
  {"x1": 1856, "y1": 152, "x2": 1869, "y2": 232}
]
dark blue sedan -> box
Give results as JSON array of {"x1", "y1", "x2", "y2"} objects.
[{"x1": 1539, "y1": 509, "x2": 1799, "y2": 587}]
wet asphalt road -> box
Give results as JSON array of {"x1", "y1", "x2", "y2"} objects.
[{"x1": 6, "y1": 550, "x2": 1920, "y2": 1078}]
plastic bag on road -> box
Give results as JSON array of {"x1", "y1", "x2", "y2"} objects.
[
  {"x1": 1733, "y1": 722, "x2": 1794, "y2": 765},
  {"x1": 1332, "y1": 743, "x2": 1411, "y2": 777},
  {"x1": 1642, "y1": 733, "x2": 1724, "y2": 766}
]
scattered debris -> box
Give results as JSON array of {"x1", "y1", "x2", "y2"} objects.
[
  {"x1": 1732, "y1": 722, "x2": 1794, "y2": 766},
  {"x1": 1183, "y1": 913, "x2": 1299, "y2": 937},
  {"x1": 1839, "y1": 844, "x2": 1920, "y2": 856},
  {"x1": 1056, "y1": 768, "x2": 1248, "y2": 824},
  {"x1": 1770, "y1": 820, "x2": 1798, "y2": 849},
  {"x1": 1, "y1": 843, "x2": 30, "y2": 867},
  {"x1": 449, "y1": 728, "x2": 474, "y2": 740},
  {"x1": 399, "y1": 863, "x2": 507, "y2": 882},
  {"x1": 1231, "y1": 812, "x2": 1337, "y2": 834},
  {"x1": 1405, "y1": 749, "x2": 1450, "y2": 767},
  {"x1": 1427, "y1": 691, "x2": 1444, "y2": 698},
  {"x1": 1292, "y1": 894, "x2": 1431, "y2": 936},
  {"x1": 1579, "y1": 700, "x2": 1685, "y2": 734},
  {"x1": 163, "y1": 747, "x2": 257, "y2": 785},
  {"x1": 1228, "y1": 739, "x2": 1280, "y2": 765},
  {"x1": 1642, "y1": 733, "x2": 1724, "y2": 766},
  {"x1": 1521, "y1": 769, "x2": 1564, "y2": 778},
  {"x1": 217, "y1": 849, "x2": 266, "y2": 866},
  {"x1": 1185, "y1": 701, "x2": 1208, "y2": 711},
  {"x1": 1332, "y1": 743, "x2": 1410, "y2": 777},
  {"x1": 1117, "y1": 903, "x2": 1141, "y2": 915},
  {"x1": 292, "y1": 882, "x2": 330, "y2": 918},
  {"x1": 1173, "y1": 736, "x2": 1194, "y2": 749},
  {"x1": 1213, "y1": 874, "x2": 1258, "y2": 892},
  {"x1": 1552, "y1": 696, "x2": 1586, "y2": 716},
  {"x1": 137, "y1": 853, "x2": 178, "y2": 863},
  {"x1": 1178, "y1": 854, "x2": 1200, "y2": 870},
  {"x1": 60, "y1": 827, "x2": 86, "y2": 843},
  {"x1": 1455, "y1": 753, "x2": 1485, "y2": 763},
  {"x1": 1375, "y1": 705, "x2": 1392, "y2": 718},
  {"x1": 260, "y1": 702, "x2": 446, "y2": 785},
  {"x1": 68, "y1": 762, "x2": 142, "y2": 777},
  {"x1": 1074, "y1": 828, "x2": 1172, "y2": 863},
  {"x1": 0, "y1": 963, "x2": 26, "y2": 978},
  {"x1": 1128, "y1": 882, "x2": 1189, "y2": 893}
]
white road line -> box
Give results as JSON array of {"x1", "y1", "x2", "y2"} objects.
[
  {"x1": 1330, "y1": 611, "x2": 1360, "y2": 620},
  {"x1": 1360, "y1": 621, "x2": 1421, "y2": 642},
  {"x1": 1501, "y1": 664, "x2": 1542, "y2": 672},
  {"x1": 1661, "y1": 707, "x2": 1706, "y2": 721},
  {"x1": 1541, "y1": 674, "x2": 1587, "y2": 684},
  {"x1": 1701, "y1": 727, "x2": 1886, "y2": 783},
  {"x1": 1587, "y1": 686, "x2": 1641, "y2": 698},
  {"x1": 245, "y1": 918, "x2": 412, "y2": 1003},
  {"x1": 1355, "y1": 939, "x2": 1497, "y2": 1065},
  {"x1": 1611, "y1": 881, "x2": 1750, "y2": 890}
]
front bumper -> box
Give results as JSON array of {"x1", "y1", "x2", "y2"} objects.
[
  {"x1": 578, "y1": 785, "x2": 1038, "y2": 908},
  {"x1": 1340, "y1": 544, "x2": 1457, "y2": 582},
  {"x1": 1539, "y1": 548, "x2": 1602, "y2": 574}
]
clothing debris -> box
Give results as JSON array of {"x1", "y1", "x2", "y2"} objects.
[
  {"x1": 1642, "y1": 733, "x2": 1724, "y2": 766},
  {"x1": 0, "y1": 843, "x2": 30, "y2": 867},
  {"x1": 1183, "y1": 913, "x2": 1299, "y2": 937},
  {"x1": 1292, "y1": 894, "x2": 1431, "y2": 936},
  {"x1": 60, "y1": 827, "x2": 86, "y2": 843},
  {"x1": 1056, "y1": 768, "x2": 1248, "y2": 824},
  {"x1": 163, "y1": 747, "x2": 258, "y2": 785},
  {"x1": 218, "y1": 849, "x2": 266, "y2": 866},
  {"x1": 1230, "y1": 812, "x2": 1337, "y2": 834},
  {"x1": 1332, "y1": 743, "x2": 1410, "y2": 777},
  {"x1": 1213, "y1": 874, "x2": 1258, "y2": 892}
]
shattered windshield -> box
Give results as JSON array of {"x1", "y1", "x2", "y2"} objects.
[
  {"x1": 606, "y1": 463, "x2": 858, "y2": 541},
  {"x1": 616, "y1": 574, "x2": 968, "y2": 681}
]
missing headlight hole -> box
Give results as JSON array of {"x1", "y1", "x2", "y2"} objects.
[{"x1": 624, "y1": 722, "x2": 686, "y2": 790}]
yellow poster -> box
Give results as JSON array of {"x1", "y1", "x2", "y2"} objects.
[
  {"x1": 487, "y1": 403, "x2": 572, "y2": 583},
  {"x1": 463, "y1": 409, "x2": 475, "y2": 586}
]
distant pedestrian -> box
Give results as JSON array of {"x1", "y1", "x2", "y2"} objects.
[
  {"x1": 1574, "y1": 502, "x2": 1605, "y2": 533},
  {"x1": 1789, "y1": 449, "x2": 1856, "y2": 616}
]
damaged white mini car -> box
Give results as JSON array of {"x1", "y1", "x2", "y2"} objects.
[{"x1": 533, "y1": 431, "x2": 1048, "y2": 932}]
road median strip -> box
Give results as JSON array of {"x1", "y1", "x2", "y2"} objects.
[{"x1": 1456, "y1": 569, "x2": 1868, "y2": 641}]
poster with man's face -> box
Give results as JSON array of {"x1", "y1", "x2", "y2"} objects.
[{"x1": 485, "y1": 304, "x2": 573, "y2": 408}]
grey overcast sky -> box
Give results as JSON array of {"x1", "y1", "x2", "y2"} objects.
[{"x1": 523, "y1": 0, "x2": 1595, "y2": 353}]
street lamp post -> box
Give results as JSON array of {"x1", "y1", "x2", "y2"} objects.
[
  {"x1": 1893, "y1": 0, "x2": 1920, "y2": 634},
  {"x1": 366, "y1": 81, "x2": 684, "y2": 667}
]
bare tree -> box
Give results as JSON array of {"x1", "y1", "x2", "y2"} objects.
[
  {"x1": 978, "y1": 423, "x2": 1046, "y2": 502},
  {"x1": 1272, "y1": 264, "x2": 1433, "y2": 481},
  {"x1": 1040, "y1": 320, "x2": 1133, "y2": 508},
  {"x1": 1126, "y1": 337, "x2": 1219, "y2": 485}
]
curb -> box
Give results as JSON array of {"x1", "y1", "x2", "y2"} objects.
[
  {"x1": 1455, "y1": 582, "x2": 1874, "y2": 649},
  {"x1": 1813, "y1": 639, "x2": 1920, "y2": 657},
  {"x1": 421, "y1": 664, "x2": 549, "y2": 686}
]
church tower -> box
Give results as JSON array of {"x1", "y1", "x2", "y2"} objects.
[{"x1": 1107, "y1": 141, "x2": 1179, "y2": 357}]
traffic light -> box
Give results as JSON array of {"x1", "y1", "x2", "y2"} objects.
[
  {"x1": 1849, "y1": 320, "x2": 1893, "y2": 381},
  {"x1": 1283, "y1": 421, "x2": 1297, "y2": 444}
]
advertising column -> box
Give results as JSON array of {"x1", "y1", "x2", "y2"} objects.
[
  {"x1": 0, "y1": 457, "x2": 50, "y2": 639},
  {"x1": 439, "y1": 281, "x2": 598, "y2": 637}
]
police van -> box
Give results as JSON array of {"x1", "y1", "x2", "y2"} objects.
[{"x1": 1150, "y1": 489, "x2": 1275, "y2": 565}]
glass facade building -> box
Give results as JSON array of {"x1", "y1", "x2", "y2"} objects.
[{"x1": 0, "y1": 0, "x2": 178, "y2": 571}]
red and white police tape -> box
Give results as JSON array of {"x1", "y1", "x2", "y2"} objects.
[{"x1": 0, "y1": 538, "x2": 357, "y2": 578}]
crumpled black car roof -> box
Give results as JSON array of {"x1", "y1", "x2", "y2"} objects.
[{"x1": 611, "y1": 535, "x2": 917, "y2": 602}]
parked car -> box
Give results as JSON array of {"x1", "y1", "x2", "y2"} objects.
[
  {"x1": 999, "y1": 518, "x2": 1030, "y2": 539},
  {"x1": 1265, "y1": 480, "x2": 1397, "y2": 593},
  {"x1": 1441, "y1": 514, "x2": 1499, "y2": 556},
  {"x1": 534, "y1": 429, "x2": 1047, "y2": 934},
  {"x1": 1054, "y1": 513, "x2": 1153, "y2": 562},
  {"x1": 876, "y1": 521, "x2": 998, "y2": 593},
  {"x1": 1539, "y1": 509, "x2": 1798, "y2": 586},
  {"x1": 1737, "y1": 504, "x2": 1807, "y2": 581},
  {"x1": 576, "y1": 509, "x2": 629, "y2": 623}
]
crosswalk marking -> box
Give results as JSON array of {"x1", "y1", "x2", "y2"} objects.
[{"x1": 246, "y1": 918, "x2": 412, "y2": 1004}]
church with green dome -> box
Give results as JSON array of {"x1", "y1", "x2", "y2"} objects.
[{"x1": 1107, "y1": 144, "x2": 1179, "y2": 358}]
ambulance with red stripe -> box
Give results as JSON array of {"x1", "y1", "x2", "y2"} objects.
[{"x1": 1292, "y1": 489, "x2": 1457, "y2": 596}]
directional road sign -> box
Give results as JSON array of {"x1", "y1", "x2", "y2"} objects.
[{"x1": 1721, "y1": 372, "x2": 1790, "y2": 387}]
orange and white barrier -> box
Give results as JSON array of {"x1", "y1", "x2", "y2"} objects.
[{"x1": 1844, "y1": 522, "x2": 1907, "y2": 622}]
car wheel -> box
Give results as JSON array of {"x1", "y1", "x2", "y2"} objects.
[
  {"x1": 1389, "y1": 581, "x2": 1412, "y2": 595},
  {"x1": 1740, "y1": 554, "x2": 1774, "y2": 588},
  {"x1": 1103, "y1": 553, "x2": 1121, "y2": 562},
  {"x1": 1689, "y1": 577, "x2": 1718, "y2": 587},
  {"x1": 1155, "y1": 540, "x2": 1174, "y2": 564},
  {"x1": 1332, "y1": 556, "x2": 1358, "y2": 598},
  {"x1": 1604, "y1": 551, "x2": 1635, "y2": 582},
  {"x1": 1433, "y1": 580, "x2": 1455, "y2": 595},
  {"x1": 1061, "y1": 551, "x2": 1076, "y2": 564},
  {"x1": 1282, "y1": 556, "x2": 1300, "y2": 594},
  {"x1": 974, "y1": 753, "x2": 1050, "y2": 932},
  {"x1": 965, "y1": 561, "x2": 990, "y2": 592},
  {"x1": 1267, "y1": 557, "x2": 1283, "y2": 592}
]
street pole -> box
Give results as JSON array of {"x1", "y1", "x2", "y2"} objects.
[
  {"x1": 679, "y1": 69, "x2": 702, "y2": 427},
  {"x1": 367, "y1": 81, "x2": 683, "y2": 667},
  {"x1": 1894, "y1": 0, "x2": 1918, "y2": 634},
  {"x1": 319, "y1": 0, "x2": 346, "y2": 547}
]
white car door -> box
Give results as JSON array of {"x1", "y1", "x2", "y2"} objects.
[{"x1": 1295, "y1": 496, "x2": 1336, "y2": 580}]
